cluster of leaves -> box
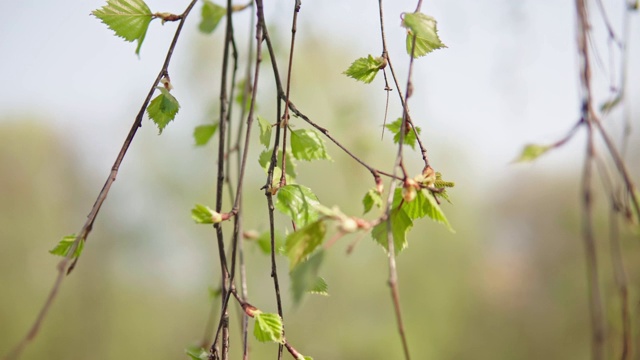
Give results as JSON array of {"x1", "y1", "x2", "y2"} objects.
[
  {"x1": 91, "y1": 0, "x2": 230, "y2": 136},
  {"x1": 342, "y1": 9, "x2": 453, "y2": 255},
  {"x1": 52, "y1": 2, "x2": 455, "y2": 360},
  {"x1": 343, "y1": 10, "x2": 445, "y2": 84}
]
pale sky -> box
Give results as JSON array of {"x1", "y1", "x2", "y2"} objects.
[
  {"x1": 1, "y1": 0, "x2": 638, "y2": 289},
  {"x1": 2, "y1": 0, "x2": 636, "y2": 186}
]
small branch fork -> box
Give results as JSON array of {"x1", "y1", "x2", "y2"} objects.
[{"x1": 2, "y1": 2, "x2": 199, "y2": 360}]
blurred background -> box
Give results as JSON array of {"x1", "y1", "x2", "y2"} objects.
[{"x1": 1, "y1": 0, "x2": 639, "y2": 359}]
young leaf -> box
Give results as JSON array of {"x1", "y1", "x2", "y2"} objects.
[
  {"x1": 371, "y1": 207, "x2": 413, "y2": 254},
  {"x1": 285, "y1": 220, "x2": 327, "y2": 269},
  {"x1": 253, "y1": 312, "x2": 284, "y2": 343},
  {"x1": 402, "y1": 12, "x2": 446, "y2": 58},
  {"x1": 513, "y1": 143, "x2": 552, "y2": 163},
  {"x1": 259, "y1": 150, "x2": 297, "y2": 180},
  {"x1": 290, "y1": 129, "x2": 331, "y2": 161},
  {"x1": 309, "y1": 277, "x2": 329, "y2": 295},
  {"x1": 275, "y1": 184, "x2": 321, "y2": 227},
  {"x1": 257, "y1": 116, "x2": 272, "y2": 147},
  {"x1": 49, "y1": 234, "x2": 84, "y2": 259},
  {"x1": 208, "y1": 287, "x2": 222, "y2": 300},
  {"x1": 600, "y1": 95, "x2": 622, "y2": 113},
  {"x1": 199, "y1": 0, "x2": 225, "y2": 34},
  {"x1": 92, "y1": 0, "x2": 153, "y2": 55},
  {"x1": 290, "y1": 250, "x2": 328, "y2": 305},
  {"x1": 362, "y1": 189, "x2": 383, "y2": 214},
  {"x1": 401, "y1": 187, "x2": 427, "y2": 219},
  {"x1": 194, "y1": 124, "x2": 218, "y2": 146},
  {"x1": 256, "y1": 230, "x2": 285, "y2": 255},
  {"x1": 185, "y1": 346, "x2": 209, "y2": 360},
  {"x1": 385, "y1": 118, "x2": 421, "y2": 149},
  {"x1": 343, "y1": 55, "x2": 385, "y2": 84},
  {"x1": 147, "y1": 87, "x2": 180, "y2": 134},
  {"x1": 191, "y1": 204, "x2": 221, "y2": 224},
  {"x1": 422, "y1": 190, "x2": 454, "y2": 232}
]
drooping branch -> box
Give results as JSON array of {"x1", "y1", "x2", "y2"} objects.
[
  {"x1": 575, "y1": 1, "x2": 606, "y2": 358},
  {"x1": 2, "y1": 2, "x2": 200, "y2": 360}
]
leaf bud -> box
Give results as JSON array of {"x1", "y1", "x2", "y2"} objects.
[
  {"x1": 339, "y1": 217, "x2": 359, "y2": 233},
  {"x1": 211, "y1": 211, "x2": 223, "y2": 223},
  {"x1": 402, "y1": 185, "x2": 417, "y2": 203}
]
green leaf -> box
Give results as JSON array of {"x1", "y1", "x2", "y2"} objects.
[
  {"x1": 343, "y1": 55, "x2": 385, "y2": 84},
  {"x1": 600, "y1": 95, "x2": 622, "y2": 113},
  {"x1": 434, "y1": 190, "x2": 452, "y2": 204},
  {"x1": 257, "y1": 116, "x2": 272, "y2": 147},
  {"x1": 309, "y1": 277, "x2": 329, "y2": 295},
  {"x1": 393, "y1": 187, "x2": 454, "y2": 232},
  {"x1": 290, "y1": 129, "x2": 331, "y2": 161},
  {"x1": 402, "y1": 12, "x2": 446, "y2": 58},
  {"x1": 371, "y1": 207, "x2": 413, "y2": 254},
  {"x1": 400, "y1": 188, "x2": 427, "y2": 219},
  {"x1": 194, "y1": 124, "x2": 218, "y2": 146},
  {"x1": 290, "y1": 250, "x2": 328, "y2": 305},
  {"x1": 385, "y1": 118, "x2": 421, "y2": 149},
  {"x1": 147, "y1": 87, "x2": 180, "y2": 134},
  {"x1": 420, "y1": 190, "x2": 454, "y2": 232},
  {"x1": 199, "y1": 0, "x2": 226, "y2": 34},
  {"x1": 185, "y1": 346, "x2": 209, "y2": 360},
  {"x1": 276, "y1": 184, "x2": 321, "y2": 227},
  {"x1": 286, "y1": 220, "x2": 326, "y2": 269},
  {"x1": 191, "y1": 204, "x2": 220, "y2": 224},
  {"x1": 92, "y1": 0, "x2": 153, "y2": 55},
  {"x1": 208, "y1": 287, "x2": 222, "y2": 300},
  {"x1": 513, "y1": 144, "x2": 552, "y2": 163},
  {"x1": 362, "y1": 189, "x2": 383, "y2": 214},
  {"x1": 49, "y1": 234, "x2": 84, "y2": 259},
  {"x1": 256, "y1": 231, "x2": 285, "y2": 255},
  {"x1": 258, "y1": 150, "x2": 297, "y2": 181},
  {"x1": 253, "y1": 312, "x2": 283, "y2": 343}
]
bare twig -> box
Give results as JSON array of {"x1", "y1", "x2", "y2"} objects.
[
  {"x1": 210, "y1": 1, "x2": 238, "y2": 358},
  {"x1": 208, "y1": 0, "x2": 266, "y2": 357},
  {"x1": 255, "y1": 3, "x2": 285, "y2": 359},
  {"x1": 284, "y1": 100, "x2": 400, "y2": 181},
  {"x1": 2, "y1": 3, "x2": 199, "y2": 359},
  {"x1": 235, "y1": 5, "x2": 256, "y2": 359},
  {"x1": 278, "y1": 0, "x2": 302, "y2": 188},
  {"x1": 576, "y1": 0, "x2": 606, "y2": 358},
  {"x1": 609, "y1": 202, "x2": 631, "y2": 359}
]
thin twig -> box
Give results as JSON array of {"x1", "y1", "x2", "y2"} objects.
[
  {"x1": 609, "y1": 200, "x2": 631, "y2": 359},
  {"x1": 285, "y1": 100, "x2": 400, "y2": 181},
  {"x1": 208, "y1": 0, "x2": 265, "y2": 357},
  {"x1": 2, "y1": 3, "x2": 199, "y2": 359},
  {"x1": 377, "y1": 1, "x2": 428, "y2": 169},
  {"x1": 255, "y1": 2, "x2": 285, "y2": 358},
  {"x1": 236, "y1": 4, "x2": 256, "y2": 359},
  {"x1": 576, "y1": 0, "x2": 606, "y2": 358},
  {"x1": 378, "y1": 1, "x2": 419, "y2": 359},
  {"x1": 278, "y1": 0, "x2": 301, "y2": 188},
  {"x1": 212, "y1": 1, "x2": 237, "y2": 358},
  {"x1": 591, "y1": 117, "x2": 640, "y2": 223}
]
